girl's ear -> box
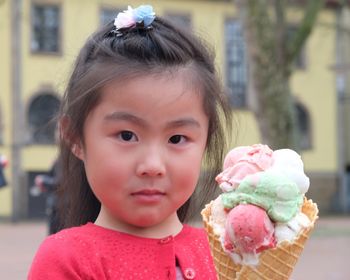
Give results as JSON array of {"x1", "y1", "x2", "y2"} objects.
[
  {"x1": 59, "y1": 116, "x2": 85, "y2": 161},
  {"x1": 71, "y1": 143, "x2": 84, "y2": 160}
]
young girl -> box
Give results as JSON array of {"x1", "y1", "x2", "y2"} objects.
[{"x1": 28, "y1": 5, "x2": 232, "y2": 279}]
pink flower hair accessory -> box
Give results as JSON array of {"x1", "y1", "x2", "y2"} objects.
[{"x1": 113, "y1": 5, "x2": 155, "y2": 36}]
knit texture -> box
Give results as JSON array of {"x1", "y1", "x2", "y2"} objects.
[{"x1": 28, "y1": 223, "x2": 217, "y2": 280}]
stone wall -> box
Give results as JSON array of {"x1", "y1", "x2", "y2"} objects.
[{"x1": 307, "y1": 172, "x2": 341, "y2": 214}]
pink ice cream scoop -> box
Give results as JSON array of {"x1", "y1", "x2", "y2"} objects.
[
  {"x1": 224, "y1": 204, "x2": 276, "y2": 254},
  {"x1": 216, "y1": 144, "x2": 274, "y2": 192}
]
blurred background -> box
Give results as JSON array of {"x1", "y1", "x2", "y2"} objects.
[{"x1": 0, "y1": 0, "x2": 350, "y2": 279}]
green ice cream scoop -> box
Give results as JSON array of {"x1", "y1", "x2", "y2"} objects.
[{"x1": 221, "y1": 171, "x2": 303, "y2": 223}]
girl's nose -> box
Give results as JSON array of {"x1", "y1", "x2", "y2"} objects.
[{"x1": 136, "y1": 148, "x2": 166, "y2": 177}]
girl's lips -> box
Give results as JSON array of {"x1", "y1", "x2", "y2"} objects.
[
  {"x1": 132, "y1": 189, "x2": 165, "y2": 195},
  {"x1": 131, "y1": 189, "x2": 166, "y2": 203}
]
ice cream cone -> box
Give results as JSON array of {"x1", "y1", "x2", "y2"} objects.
[{"x1": 201, "y1": 199, "x2": 318, "y2": 280}]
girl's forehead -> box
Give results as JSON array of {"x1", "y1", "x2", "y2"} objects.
[
  {"x1": 86, "y1": 68, "x2": 209, "y2": 131},
  {"x1": 86, "y1": 69, "x2": 206, "y2": 120},
  {"x1": 101, "y1": 67, "x2": 202, "y2": 98}
]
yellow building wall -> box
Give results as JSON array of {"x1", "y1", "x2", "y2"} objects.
[
  {"x1": 291, "y1": 11, "x2": 337, "y2": 172},
  {"x1": 0, "y1": 0, "x2": 13, "y2": 216}
]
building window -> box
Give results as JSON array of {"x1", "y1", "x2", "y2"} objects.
[
  {"x1": 288, "y1": 26, "x2": 307, "y2": 70},
  {"x1": 100, "y1": 7, "x2": 120, "y2": 26},
  {"x1": 165, "y1": 13, "x2": 191, "y2": 30},
  {"x1": 28, "y1": 93, "x2": 60, "y2": 144},
  {"x1": 31, "y1": 4, "x2": 60, "y2": 53},
  {"x1": 296, "y1": 102, "x2": 311, "y2": 150},
  {"x1": 225, "y1": 19, "x2": 248, "y2": 108}
]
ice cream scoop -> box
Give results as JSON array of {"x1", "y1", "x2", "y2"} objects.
[
  {"x1": 209, "y1": 196, "x2": 228, "y2": 236},
  {"x1": 216, "y1": 144, "x2": 274, "y2": 192},
  {"x1": 270, "y1": 149, "x2": 310, "y2": 194},
  {"x1": 221, "y1": 170, "x2": 304, "y2": 222},
  {"x1": 274, "y1": 212, "x2": 311, "y2": 242},
  {"x1": 224, "y1": 204, "x2": 276, "y2": 265}
]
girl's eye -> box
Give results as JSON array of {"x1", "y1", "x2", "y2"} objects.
[
  {"x1": 169, "y1": 135, "x2": 186, "y2": 144},
  {"x1": 119, "y1": 131, "x2": 137, "y2": 142}
]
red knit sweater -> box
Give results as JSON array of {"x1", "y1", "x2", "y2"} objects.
[{"x1": 28, "y1": 223, "x2": 217, "y2": 280}]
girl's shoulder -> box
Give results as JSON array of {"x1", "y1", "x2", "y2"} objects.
[
  {"x1": 28, "y1": 223, "x2": 129, "y2": 279},
  {"x1": 176, "y1": 224, "x2": 209, "y2": 244},
  {"x1": 176, "y1": 224, "x2": 208, "y2": 241},
  {"x1": 28, "y1": 223, "x2": 97, "y2": 279},
  {"x1": 30, "y1": 223, "x2": 100, "y2": 260},
  {"x1": 38, "y1": 223, "x2": 100, "y2": 247}
]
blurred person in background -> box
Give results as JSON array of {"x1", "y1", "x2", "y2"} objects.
[
  {"x1": 0, "y1": 155, "x2": 8, "y2": 188},
  {"x1": 33, "y1": 157, "x2": 62, "y2": 235}
]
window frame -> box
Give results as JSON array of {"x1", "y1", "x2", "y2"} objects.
[
  {"x1": 288, "y1": 25, "x2": 308, "y2": 70},
  {"x1": 27, "y1": 92, "x2": 61, "y2": 145},
  {"x1": 295, "y1": 101, "x2": 312, "y2": 150},
  {"x1": 30, "y1": 1, "x2": 62, "y2": 55},
  {"x1": 224, "y1": 17, "x2": 248, "y2": 109},
  {"x1": 99, "y1": 5, "x2": 121, "y2": 26},
  {"x1": 164, "y1": 12, "x2": 192, "y2": 30}
]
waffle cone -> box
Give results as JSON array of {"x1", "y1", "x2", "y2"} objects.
[{"x1": 201, "y1": 199, "x2": 318, "y2": 280}]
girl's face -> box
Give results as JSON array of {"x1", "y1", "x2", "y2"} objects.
[{"x1": 75, "y1": 70, "x2": 209, "y2": 237}]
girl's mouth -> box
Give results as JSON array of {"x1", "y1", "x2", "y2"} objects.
[{"x1": 131, "y1": 189, "x2": 166, "y2": 203}]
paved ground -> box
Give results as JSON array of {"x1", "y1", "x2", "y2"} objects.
[
  {"x1": 1, "y1": 220, "x2": 46, "y2": 279},
  {"x1": 1, "y1": 216, "x2": 350, "y2": 279}
]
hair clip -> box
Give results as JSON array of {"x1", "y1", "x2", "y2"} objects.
[{"x1": 113, "y1": 5, "x2": 155, "y2": 36}]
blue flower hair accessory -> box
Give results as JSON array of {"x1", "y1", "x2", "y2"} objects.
[{"x1": 113, "y1": 5, "x2": 155, "y2": 36}]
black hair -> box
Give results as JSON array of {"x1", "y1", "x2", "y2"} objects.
[{"x1": 58, "y1": 15, "x2": 232, "y2": 229}]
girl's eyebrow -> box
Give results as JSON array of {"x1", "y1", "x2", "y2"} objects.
[
  {"x1": 104, "y1": 111, "x2": 147, "y2": 126},
  {"x1": 167, "y1": 118, "x2": 201, "y2": 129},
  {"x1": 104, "y1": 111, "x2": 201, "y2": 129}
]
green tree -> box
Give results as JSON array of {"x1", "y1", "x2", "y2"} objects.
[{"x1": 236, "y1": 0, "x2": 323, "y2": 150}]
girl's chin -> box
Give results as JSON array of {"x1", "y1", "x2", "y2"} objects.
[{"x1": 124, "y1": 214, "x2": 182, "y2": 237}]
